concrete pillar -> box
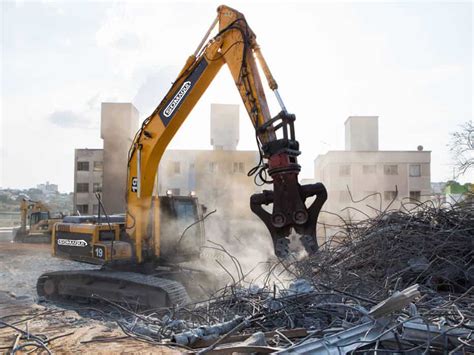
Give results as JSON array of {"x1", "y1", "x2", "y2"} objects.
[
  {"x1": 100, "y1": 103, "x2": 139, "y2": 214},
  {"x1": 345, "y1": 116, "x2": 379, "y2": 151}
]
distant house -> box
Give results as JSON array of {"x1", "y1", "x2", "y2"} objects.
[{"x1": 37, "y1": 181, "x2": 58, "y2": 195}]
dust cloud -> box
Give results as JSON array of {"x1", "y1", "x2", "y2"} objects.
[{"x1": 174, "y1": 178, "x2": 302, "y2": 294}]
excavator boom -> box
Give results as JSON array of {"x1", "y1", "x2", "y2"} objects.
[{"x1": 125, "y1": 5, "x2": 327, "y2": 260}]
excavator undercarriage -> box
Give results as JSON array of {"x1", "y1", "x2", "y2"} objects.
[
  {"x1": 37, "y1": 270, "x2": 190, "y2": 308},
  {"x1": 37, "y1": 195, "x2": 213, "y2": 308}
]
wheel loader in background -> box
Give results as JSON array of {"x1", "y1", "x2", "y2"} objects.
[
  {"x1": 37, "y1": 4, "x2": 327, "y2": 309},
  {"x1": 13, "y1": 199, "x2": 63, "y2": 243}
]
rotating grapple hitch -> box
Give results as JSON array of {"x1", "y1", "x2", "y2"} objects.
[{"x1": 250, "y1": 111, "x2": 327, "y2": 259}]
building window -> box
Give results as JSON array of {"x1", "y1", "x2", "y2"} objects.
[
  {"x1": 76, "y1": 204, "x2": 89, "y2": 214},
  {"x1": 93, "y1": 161, "x2": 103, "y2": 172},
  {"x1": 363, "y1": 165, "x2": 376, "y2": 174},
  {"x1": 76, "y1": 183, "x2": 89, "y2": 193},
  {"x1": 384, "y1": 165, "x2": 398, "y2": 175},
  {"x1": 233, "y1": 162, "x2": 245, "y2": 173},
  {"x1": 410, "y1": 191, "x2": 421, "y2": 201},
  {"x1": 339, "y1": 165, "x2": 351, "y2": 176},
  {"x1": 93, "y1": 204, "x2": 99, "y2": 214},
  {"x1": 171, "y1": 161, "x2": 181, "y2": 174},
  {"x1": 93, "y1": 183, "x2": 102, "y2": 193},
  {"x1": 384, "y1": 191, "x2": 397, "y2": 201},
  {"x1": 409, "y1": 164, "x2": 421, "y2": 177},
  {"x1": 209, "y1": 162, "x2": 217, "y2": 173},
  {"x1": 77, "y1": 161, "x2": 89, "y2": 171}
]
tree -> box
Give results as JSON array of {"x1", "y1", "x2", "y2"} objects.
[{"x1": 450, "y1": 121, "x2": 474, "y2": 177}]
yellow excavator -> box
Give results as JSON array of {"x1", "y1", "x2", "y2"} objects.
[
  {"x1": 37, "y1": 5, "x2": 327, "y2": 308},
  {"x1": 13, "y1": 199, "x2": 63, "y2": 243}
]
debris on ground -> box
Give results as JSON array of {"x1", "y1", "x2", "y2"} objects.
[
  {"x1": 0, "y1": 291, "x2": 180, "y2": 354},
  {"x1": 1, "y1": 201, "x2": 473, "y2": 353}
]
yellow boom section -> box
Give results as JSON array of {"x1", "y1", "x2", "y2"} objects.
[{"x1": 125, "y1": 5, "x2": 279, "y2": 262}]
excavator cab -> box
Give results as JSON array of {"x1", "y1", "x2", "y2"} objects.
[
  {"x1": 29, "y1": 211, "x2": 50, "y2": 231},
  {"x1": 158, "y1": 195, "x2": 206, "y2": 262},
  {"x1": 51, "y1": 195, "x2": 205, "y2": 266}
]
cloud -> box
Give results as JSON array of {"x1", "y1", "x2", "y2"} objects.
[
  {"x1": 113, "y1": 32, "x2": 140, "y2": 50},
  {"x1": 132, "y1": 66, "x2": 178, "y2": 117},
  {"x1": 47, "y1": 110, "x2": 91, "y2": 128},
  {"x1": 94, "y1": 3, "x2": 210, "y2": 77}
]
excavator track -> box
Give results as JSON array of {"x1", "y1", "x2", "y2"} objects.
[
  {"x1": 37, "y1": 270, "x2": 190, "y2": 309},
  {"x1": 12, "y1": 229, "x2": 51, "y2": 244}
]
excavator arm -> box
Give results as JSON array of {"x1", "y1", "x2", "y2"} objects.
[{"x1": 126, "y1": 5, "x2": 327, "y2": 262}]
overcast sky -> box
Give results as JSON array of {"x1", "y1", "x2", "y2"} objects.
[{"x1": 1, "y1": 0, "x2": 472, "y2": 192}]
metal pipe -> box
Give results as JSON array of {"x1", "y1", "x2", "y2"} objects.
[
  {"x1": 137, "y1": 146, "x2": 142, "y2": 198},
  {"x1": 194, "y1": 16, "x2": 219, "y2": 57},
  {"x1": 274, "y1": 89, "x2": 287, "y2": 113}
]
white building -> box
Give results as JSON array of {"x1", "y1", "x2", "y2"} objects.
[
  {"x1": 156, "y1": 103, "x2": 263, "y2": 240},
  {"x1": 315, "y1": 116, "x2": 431, "y2": 226},
  {"x1": 73, "y1": 148, "x2": 103, "y2": 214},
  {"x1": 37, "y1": 181, "x2": 58, "y2": 195}
]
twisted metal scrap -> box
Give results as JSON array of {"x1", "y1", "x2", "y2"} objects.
[
  {"x1": 299, "y1": 202, "x2": 474, "y2": 301},
  {"x1": 31, "y1": 201, "x2": 473, "y2": 353}
]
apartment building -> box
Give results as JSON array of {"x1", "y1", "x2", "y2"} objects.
[
  {"x1": 73, "y1": 149, "x2": 103, "y2": 214},
  {"x1": 314, "y1": 116, "x2": 431, "y2": 226},
  {"x1": 157, "y1": 104, "x2": 263, "y2": 239}
]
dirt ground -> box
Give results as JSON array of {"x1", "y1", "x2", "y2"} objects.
[{"x1": 0, "y1": 236, "x2": 180, "y2": 354}]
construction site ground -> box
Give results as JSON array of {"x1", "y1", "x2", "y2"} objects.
[
  {"x1": 0, "y1": 237, "x2": 178, "y2": 353},
  {"x1": 0, "y1": 200, "x2": 472, "y2": 353}
]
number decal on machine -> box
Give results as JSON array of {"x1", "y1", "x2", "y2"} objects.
[
  {"x1": 93, "y1": 246, "x2": 106, "y2": 259},
  {"x1": 131, "y1": 177, "x2": 138, "y2": 192}
]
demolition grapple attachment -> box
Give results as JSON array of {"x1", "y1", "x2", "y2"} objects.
[{"x1": 251, "y1": 111, "x2": 327, "y2": 259}]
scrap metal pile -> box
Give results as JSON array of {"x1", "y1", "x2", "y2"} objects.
[
  {"x1": 3, "y1": 201, "x2": 471, "y2": 353},
  {"x1": 75, "y1": 201, "x2": 473, "y2": 353},
  {"x1": 296, "y1": 200, "x2": 474, "y2": 300}
]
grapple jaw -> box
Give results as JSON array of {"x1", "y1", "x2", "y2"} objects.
[
  {"x1": 251, "y1": 180, "x2": 327, "y2": 259},
  {"x1": 251, "y1": 111, "x2": 327, "y2": 259}
]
